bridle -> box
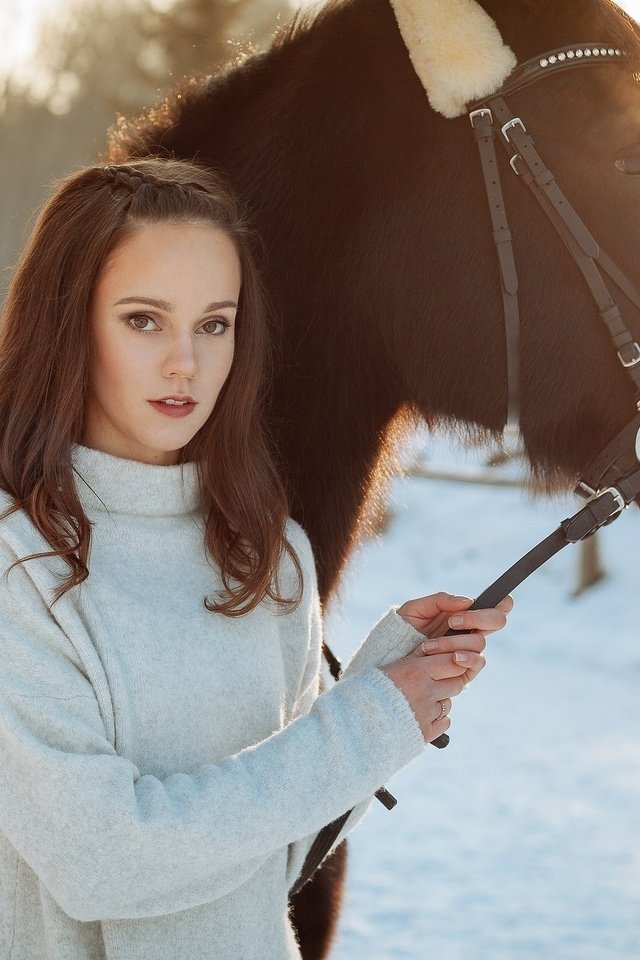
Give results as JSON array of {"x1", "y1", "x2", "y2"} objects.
[
  {"x1": 468, "y1": 42, "x2": 640, "y2": 485},
  {"x1": 318, "y1": 42, "x2": 640, "y2": 675},
  {"x1": 294, "y1": 42, "x2": 640, "y2": 898}
]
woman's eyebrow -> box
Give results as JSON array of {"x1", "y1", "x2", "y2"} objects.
[{"x1": 113, "y1": 296, "x2": 238, "y2": 311}]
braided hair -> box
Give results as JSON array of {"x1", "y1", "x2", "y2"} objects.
[{"x1": 102, "y1": 163, "x2": 214, "y2": 200}]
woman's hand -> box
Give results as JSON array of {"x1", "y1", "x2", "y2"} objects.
[
  {"x1": 378, "y1": 591, "x2": 513, "y2": 742},
  {"x1": 397, "y1": 590, "x2": 513, "y2": 638}
]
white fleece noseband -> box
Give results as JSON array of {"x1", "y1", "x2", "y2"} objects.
[{"x1": 389, "y1": 0, "x2": 517, "y2": 118}]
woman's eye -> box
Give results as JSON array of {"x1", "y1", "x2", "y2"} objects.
[
  {"x1": 125, "y1": 315, "x2": 230, "y2": 334},
  {"x1": 126, "y1": 314, "x2": 157, "y2": 332},
  {"x1": 202, "y1": 318, "x2": 231, "y2": 335}
]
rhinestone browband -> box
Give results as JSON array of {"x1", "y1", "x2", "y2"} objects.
[
  {"x1": 538, "y1": 46, "x2": 622, "y2": 67},
  {"x1": 468, "y1": 43, "x2": 630, "y2": 104}
]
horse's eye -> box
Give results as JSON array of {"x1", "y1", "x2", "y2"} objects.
[{"x1": 614, "y1": 139, "x2": 640, "y2": 174}]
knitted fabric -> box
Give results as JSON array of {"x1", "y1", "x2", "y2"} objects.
[{"x1": 0, "y1": 443, "x2": 426, "y2": 959}]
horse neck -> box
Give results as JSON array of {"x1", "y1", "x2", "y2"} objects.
[
  {"x1": 269, "y1": 329, "x2": 404, "y2": 602},
  {"x1": 242, "y1": 0, "x2": 511, "y2": 589}
]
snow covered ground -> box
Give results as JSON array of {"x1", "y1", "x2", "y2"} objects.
[{"x1": 324, "y1": 428, "x2": 640, "y2": 960}]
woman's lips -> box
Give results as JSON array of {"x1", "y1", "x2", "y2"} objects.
[{"x1": 148, "y1": 400, "x2": 196, "y2": 418}]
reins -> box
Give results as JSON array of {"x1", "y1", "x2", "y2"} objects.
[{"x1": 292, "y1": 42, "x2": 640, "y2": 898}]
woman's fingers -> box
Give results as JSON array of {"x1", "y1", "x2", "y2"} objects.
[
  {"x1": 380, "y1": 589, "x2": 511, "y2": 743},
  {"x1": 430, "y1": 714, "x2": 452, "y2": 739},
  {"x1": 408, "y1": 648, "x2": 487, "y2": 682},
  {"x1": 406, "y1": 640, "x2": 487, "y2": 691},
  {"x1": 397, "y1": 592, "x2": 514, "y2": 637},
  {"x1": 379, "y1": 642, "x2": 487, "y2": 742},
  {"x1": 446, "y1": 606, "x2": 507, "y2": 634},
  {"x1": 497, "y1": 595, "x2": 514, "y2": 613},
  {"x1": 458, "y1": 658, "x2": 487, "y2": 685},
  {"x1": 417, "y1": 632, "x2": 486, "y2": 657},
  {"x1": 432, "y1": 698, "x2": 452, "y2": 722},
  {"x1": 433, "y1": 673, "x2": 468, "y2": 699},
  {"x1": 406, "y1": 633, "x2": 486, "y2": 682},
  {"x1": 396, "y1": 591, "x2": 475, "y2": 629}
]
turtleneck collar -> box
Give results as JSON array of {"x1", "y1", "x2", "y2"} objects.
[{"x1": 70, "y1": 443, "x2": 201, "y2": 517}]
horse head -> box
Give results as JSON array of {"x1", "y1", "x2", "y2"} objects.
[
  {"x1": 106, "y1": 0, "x2": 640, "y2": 598},
  {"x1": 398, "y1": 0, "x2": 640, "y2": 482}
]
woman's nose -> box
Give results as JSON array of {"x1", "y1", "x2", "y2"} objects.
[{"x1": 162, "y1": 336, "x2": 198, "y2": 378}]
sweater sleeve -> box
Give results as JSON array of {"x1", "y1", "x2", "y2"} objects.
[
  {"x1": 284, "y1": 533, "x2": 429, "y2": 891},
  {"x1": 0, "y1": 533, "x2": 425, "y2": 923}
]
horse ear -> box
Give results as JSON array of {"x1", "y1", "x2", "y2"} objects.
[{"x1": 389, "y1": 0, "x2": 517, "y2": 118}]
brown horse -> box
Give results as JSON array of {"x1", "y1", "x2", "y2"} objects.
[{"x1": 104, "y1": 0, "x2": 640, "y2": 956}]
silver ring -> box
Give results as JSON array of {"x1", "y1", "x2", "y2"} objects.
[{"x1": 436, "y1": 700, "x2": 447, "y2": 721}]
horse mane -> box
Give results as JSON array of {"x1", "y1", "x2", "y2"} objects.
[
  {"x1": 103, "y1": 0, "x2": 640, "y2": 165},
  {"x1": 103, "y1": 0, "x2": 345, "y2": 165}
]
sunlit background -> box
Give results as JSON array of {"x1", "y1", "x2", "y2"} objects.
[
  {"x1": 0, "y1": 0, "x2": 314, "y2": 90},
  {"x1": 0, "y1": 0, "x2": 638, "y2": 85},
  {"x1": 0, "y1": 0, "x2": 314, "y2": 302}
]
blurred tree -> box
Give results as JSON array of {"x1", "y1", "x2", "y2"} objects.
[
  {"x1": 1, "y1": 0, "x2": 287, "y2": 116},
  {"x1": 1, "y1": 0, "x2": 292, "y2": 300}
]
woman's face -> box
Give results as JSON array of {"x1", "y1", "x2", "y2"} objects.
[{"x1": 85, "y1": 221, "x2": 241, "y2": 465}]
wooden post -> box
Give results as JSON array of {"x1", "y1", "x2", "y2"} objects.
[{"x1": 573, "y1": 533, "x2": 605, "y2": 597}]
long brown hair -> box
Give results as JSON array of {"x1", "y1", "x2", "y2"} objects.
[{"x1": 0, "y1": 157, "x2": 303, "y2": 616}]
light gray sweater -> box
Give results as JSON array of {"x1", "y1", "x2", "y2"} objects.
[{"x1": 0, "y1": 443, "x2": 427, "y2": 960}]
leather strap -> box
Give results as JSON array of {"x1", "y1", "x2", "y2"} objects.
[
  {"x1": 487, "y1": 95, "x2": 640, "y2": 396},
  {"x1": 467, "y1": 44, "x2": 640, "y2": 436},
  {"x1": 470, "y1": 108, "x2": 520, "y2": 432},
  {"x1": 577, "y1": 414, "x2": 640, "y2": 495},
  {"x1": 495, "y1": 43, "x2": 630, "y2": 100},
  {"x1": 321, "y1": 641, "x2": 343, "y2": 681}
]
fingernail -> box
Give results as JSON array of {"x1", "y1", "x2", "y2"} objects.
[
  {"x1": 454, "y1": 651, "x2": 469, "y2": 663},
  {"x1": 453, "y1": 596, "x2": 473, "y2": 602},
  {"x1": 422, "y1": 639, "x2": 438, "y2": 652},
  {"x1": 449, "y1": 615, "x2": 464, "y2": 628}
]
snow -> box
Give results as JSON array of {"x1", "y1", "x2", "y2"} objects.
[{"x1": 324, "y1": 427, "x2": 640, "y2": 960}]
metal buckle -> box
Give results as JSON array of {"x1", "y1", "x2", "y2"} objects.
[
  {"x1": 501, "y1": 422, "x2": 522, "y2": 458},
  {"x1": 501, "y1": 117, "x2": 526, "y2": 142},
  {"x1": 469, "y1": 107, "x2": 493, "y2": 128},
  {"x1": 598, "y1": 486, "x2": 626, "y2": 515},
  {"x1": 574, "y1": 479, "x2": 596, "y2": 499},
  {"x1": 618, "y1": 341, "x2": 640, "y2": 368},
  {"x1": 509, "y1": 154, "x2": 522, "y2": 175}
]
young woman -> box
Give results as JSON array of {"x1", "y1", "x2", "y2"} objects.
[{"x1": 0, "y1": 157, "x2": 512, "y2": 960}]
